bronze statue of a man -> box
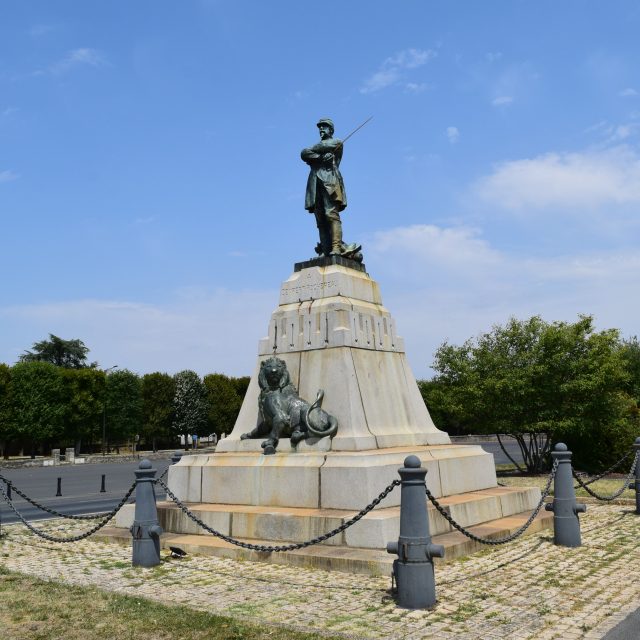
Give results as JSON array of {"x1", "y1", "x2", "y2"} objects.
[{"x1": 301, "y1": 118, "x2": 349, "y2": 257}]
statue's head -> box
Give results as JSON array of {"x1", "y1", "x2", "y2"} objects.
[
  {"x1": 258, "y1": 356, "x2": 290, "y2": 391},
  {"x1": 317, "y1": 118, "x2": 334, "y2": 140}
]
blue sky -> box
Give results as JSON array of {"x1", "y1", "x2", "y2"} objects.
[{"x1": 1, "y1": 1, "x2": 639, "y2": 377}]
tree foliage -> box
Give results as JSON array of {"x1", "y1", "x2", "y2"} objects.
[
  {"x1": 173, "y1": 370, "x2": 208, "y2": 438},
  {"x1": 422, "y1": 315, "x2": 639, "y2": 472},
  {"x1": 10, "y1": 361, "x2": 66, "y2": 447},
  {"x1": 203, "y1": 373, "x2": 245, "y2": 436},
  {"x1": 62, "y1": 368, "x2": 106, "y2": 451},
  {"x1": 105, "y1": 369, "x2": 142, "y2": 444},
  {"x1": 20, "y1": 334, "x2": 95, "y2": 369},
  {"x1": 142, "y1": 372, "x2": 176, "y2": 449},
  {"x1": 0, "y1": 364, "x2": 14, "y2": 456}
]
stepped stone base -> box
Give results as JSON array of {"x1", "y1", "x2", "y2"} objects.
[
  {"x1": 105, "y1": 486, "x2": 550, "y2": 574},
  {"x1": 163, "y1": 444, "x2": 497, "y2": 510}
]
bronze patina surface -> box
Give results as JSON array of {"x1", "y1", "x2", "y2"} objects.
[{"x1": 301, "y1": 119, "x2": 362, "y2": 262}]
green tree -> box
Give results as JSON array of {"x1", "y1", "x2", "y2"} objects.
[
  {"x1": 232, "y1": 376, "x2": 250, "y2": 400},
  {"x1": 203, "y1": 373, "x2": 244, "y2": 437},
  {"x1": 20, "y1": 334, "x2": 95, "y2": 369},
  {"x1": 105, "y1": 369, "x2": 142, "y2": 451},
  {"x1": 141, "y1": 372, "x2": 176, "y2": 451},
  {"x1": 425, "y1": 315, "x2": 638, "y2": 472},
  {"x1": 620, "y1": 336, "x2": 640, "y2": 403},
  {"x1": 62, "y1": 368, "x2": 105, "y2": 454},
  {"x1": 173, "y1": 370, "x2": 208, "y2": 445},
  {"x1": 0, "y1": 364, "x2": 14, "y2": 458},
  {"x1": 10, "y1": 361, "x2": 66, "y2": 457}
]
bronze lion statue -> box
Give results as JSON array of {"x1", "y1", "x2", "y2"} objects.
[{"x1": 240, "y1": 356, "x2": 338, "y2": 455}]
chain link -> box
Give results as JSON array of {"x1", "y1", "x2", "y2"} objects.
[
  {"x1": 572, "y1": 449, "x2": 634, "y2": 487},
  {"x1": 0, "y1": 481, "x2": 136, "y2": 543},
  {"x1": 157, "y1": 467, "x2": 169, "y2": 481},
  {"x1": 156, "y1": 477, "x2": 400, "y2": 552},
  {"x1": 425, "y1": 459, "x2": 559, "y2": 546},
  {"x1": 0, "y1": 474, "x2": 111, "y2": 520},
  {"x1": 572, "y1": 451, "x2": 638, "y2": 501}
]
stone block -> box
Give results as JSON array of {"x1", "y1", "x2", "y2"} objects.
[
  {"x1": 115, "y1": 503, "x2": 135, "y2": 529},
  {"x1": 167, "y1": 454, "x2": 210, "y2": 502},
  {"x1": 201, "y1": 452, "x2": 326, "y2": 508},
  {"x1": 230, "y1": 507, "x2": 347, "y2": 546},
  {"x1": 158, "y1": 504, "x2": 231, "y2": 536}
]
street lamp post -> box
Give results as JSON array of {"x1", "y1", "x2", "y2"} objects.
[{"x1": 102, "y1": 365, "x2": 118, "y2": 456}]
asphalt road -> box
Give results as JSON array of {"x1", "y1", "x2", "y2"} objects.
[
  {"x1": 0, "y1": 458, "x2": 171, "y2": 525},
  {"x1": 602, "y1": 607, "x2": 640, "y2": 640},
  {"x1": 458, "y1": 439, "x2": 524, "y2": 465}
]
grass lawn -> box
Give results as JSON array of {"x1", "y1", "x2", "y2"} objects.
[{"x1": 0, "y1": 566, "x2": 339, "y2": 640}]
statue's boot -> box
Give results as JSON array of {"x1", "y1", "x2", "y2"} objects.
[
  {"x1": 330, "y1": 219, "x2": 344, "y2": 255},
  {"x1": 316, "y1": 216, "x2": 332, "y2": 256}
]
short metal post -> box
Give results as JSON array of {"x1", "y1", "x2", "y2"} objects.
[
  {"x1": 130, "y1": 459, "x2": 163, "y2": 567},
  {"x1": 170, "y1": 450, "x2": 183, "y2": 465},
  {"x1": 386, "y1": 455, "x2": 444, "y2": 609},
  {"x1": 100, "y1": 474, "x2": 106, "y2": 493},
  {"x1": 6, "y1": 481, "x2": 12, "y2": 501},
  {"x1": 631, "y1": 437, "x2": 640, "y2": 515},
  {"x1": 545, "y1": 443, "x2": 586, "y2": 547},
  {"x1": 56, "y1": 477, "x2": 62, "y2": 497}
]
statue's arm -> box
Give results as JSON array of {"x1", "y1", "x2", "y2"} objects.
[
  {"x1": 301, "y1": 147, "x2": 322, "y2": 165},
  {"x1": 302, "y1": 139, "x2": 343, "y2": 166}
]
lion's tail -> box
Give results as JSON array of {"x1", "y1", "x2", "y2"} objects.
[{"x1": 305, "y1": 390, "x2": 338, "y2": 439}]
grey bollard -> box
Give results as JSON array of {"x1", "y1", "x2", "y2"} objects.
[
  {"x1": 130, "y1": 459, "x2": 163, "y2": 567},
  {"x1": 387, "y1": 455, "x2": 444, "y2": 610},
  {"x1": 630, "y1": 437, "x2": 640, "y2": 515},
  {"x1": 56, "y1": 477, "x2": 62, "y2": 497},
  {"x1": 545, "y1": 443, "x2": 586, "y2": 547},
  {"x1": 170, "y1": 450, "x2": 183, "y2": 465}
]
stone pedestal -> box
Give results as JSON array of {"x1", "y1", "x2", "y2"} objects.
[
  {"x1": 165, "y1": 259, "x2": 499, "y2": 547},
  {"x1": 218, "y1": 258, "x2": 450, "y2": 454}
]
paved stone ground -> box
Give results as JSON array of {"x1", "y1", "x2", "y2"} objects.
[{"x1": 0, "y1": 502, "x2": 638, "y2": 639}]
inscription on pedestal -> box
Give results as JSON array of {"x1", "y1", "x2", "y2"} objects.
[{"x1": 282, "y1": 279, "x2": 337, "y2": 303}]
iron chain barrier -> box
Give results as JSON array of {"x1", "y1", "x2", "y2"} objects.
[
  {"x1": 572, "y1": 451, "x2": 639, "y2": 501},
  {"x1": 0, "y1": 474, "x2": 111, "y2": 521},
  {"x1": 425, "y1": 459, "x2": 559, "y2": 546},
  {"x1": 155, "y1": 477, "x2": 400, "y2": 553},
  {"x1": 572, "y1": 449, "x2": 634, "y2": 488},
  {"x1": 0, "y1": 480, "x2": 136, "y2": 543}
]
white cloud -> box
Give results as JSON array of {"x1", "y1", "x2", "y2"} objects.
[
  {"x1": 361, "y1": 69, "x2": 399, "y2": 93},
  {"x1": 1, "y1": 107, "x2": 18, "y2": 118},
  {"x1": 405, "y1": 82, "x2": 429, "y2": 93},
  {"x1": 0, "y1": 288, "x2": 276, "y2": 377},
  {"x1": 486, "y1": 52, "x2": 503, "y2": 63},
  {"x1": 365, "y1": 224, "x2": 640, "y2": 376},
  {"x1": 619, "y1": 88, "x2": 638, "y2": 97},
  {"x1": 0, "y1": 170, "x2": 19, "y2": 183},
  {"x1": 475, "y1": 146, "x2": 640, "y2": 211},
  {"x1": 446, "y1": 126, "x2": 460, "y2": 144},
  {"x1": 492, "y1": 95, "x2": 513, "y2": 106},
  {"x1": 361, "y1": 48, "x2": 436, "y2": 94},
  {"x1": 367, "y1": 225, "x2": 501, "y2": 275},
  {"x1": 50, "y1": 48, "x2": 108, "y2": 75}
]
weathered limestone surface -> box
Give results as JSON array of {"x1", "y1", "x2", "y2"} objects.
[
  {"x1": 167, "y1": 444, "x2": 496, "y2": 510},
  {"x1": 217, "y1": 263, "x2": 450, "y2": 453},
  {"x1": 159, "y1": 261, "x2": 502, "y2": 556},
  {"x1": 114, "y1": 485, "x2": 541, "y2": 551}
]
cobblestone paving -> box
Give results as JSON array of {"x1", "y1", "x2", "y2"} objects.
[{"x1": 0, "y1": 502, "x2": 638, "y2": 639}]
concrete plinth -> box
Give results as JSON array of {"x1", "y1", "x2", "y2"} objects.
[
  {"x1": 136, "y1": 259, "x2": 523, "y2": 568},
  {"x1": 218, "y1": 261, "x2": 449, "y2": 452}
]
